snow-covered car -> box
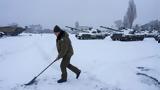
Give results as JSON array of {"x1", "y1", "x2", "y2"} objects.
[
  {"x1": 111, "y1": 33, "x2": 144, "y2": 41},
  {"x1": 0, "y1": 26, "x2": 25, "y2": 36},
  {"x1": 0, "y1": 32, "x2": 4, "y2": 37},
  {"x1": 75, "y1": 32, "x2": 106, "y2": 40},
  {"x1": 109, "y1": 29, "x2": 145, "y2": 41}
]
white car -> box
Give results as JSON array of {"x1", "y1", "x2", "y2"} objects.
[{"x1": 75, "y1": 32, "x2": 106, "y2": 40}]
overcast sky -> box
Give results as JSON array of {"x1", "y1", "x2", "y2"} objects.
[{"x1": 0, "y1": 0, "x2": 159, "y2": 28}]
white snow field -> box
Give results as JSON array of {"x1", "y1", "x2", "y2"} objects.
[{"x1": 0, "y1": 33, "x2": 160, "y2": 90}]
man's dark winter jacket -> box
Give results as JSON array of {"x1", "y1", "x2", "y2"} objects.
[{"x1": 56, "y1": 31, "x2": 73, "y2": 59}]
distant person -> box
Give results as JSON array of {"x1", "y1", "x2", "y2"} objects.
[{"x1": 53, "y1": 25, "x2": 81, "y2": 83}]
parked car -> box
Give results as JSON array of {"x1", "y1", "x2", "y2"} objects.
[
  {"x1": 0, "y1": 26, "x2": 25, "y2": 36},
  {"x1": 75, "y1": 32, "x2": 106, "y2": 40},
  {"x1": 110, "y1": 33, "x2": 144, "y2": 41}
]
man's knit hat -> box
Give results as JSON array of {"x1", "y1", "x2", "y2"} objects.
[{"x1": 53, "y1": 25, "x2": 61, "y2": 32}]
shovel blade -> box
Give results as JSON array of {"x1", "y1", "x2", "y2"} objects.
[{"x1": 24, "y1": 77, "x2": 37, "y2": 86}]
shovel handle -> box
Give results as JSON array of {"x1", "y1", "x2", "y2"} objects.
[{"x1": 36, "y1": 59, "x2": 56, "y2": 78}]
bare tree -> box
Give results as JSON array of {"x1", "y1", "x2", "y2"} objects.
[
  {"x1": 123, "y1": 0, "x2": 137, "y2": 29},
  {"x1": 75, "y1": 21, "x2": 79, "y2": 28}
]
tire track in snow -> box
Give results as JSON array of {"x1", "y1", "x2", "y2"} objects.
[{"x1": 136, "y1": 67, "x2": 160, "y2": 89}]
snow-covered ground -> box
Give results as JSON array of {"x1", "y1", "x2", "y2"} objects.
[{"x1": 0, "y1": 33, "x2": 160, "y2": 90}]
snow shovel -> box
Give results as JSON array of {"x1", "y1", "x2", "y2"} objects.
[{"x1": 24, "y1": 59, "x2": 57, "y2": 86}]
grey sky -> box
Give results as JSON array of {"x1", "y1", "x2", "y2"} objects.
[{"x1": 0, "y1": 0, "x2": 159, "y2": 28}]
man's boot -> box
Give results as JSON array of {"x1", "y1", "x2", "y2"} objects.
[
  {"x1": 57, "y1": 79, "x2": 67, "y2": 83},
  {"x1": 76, "y1": 70, "x2": 81, "y2": 79},
  {"x1": 57, "y1": 73, "x2": 67, "y2": 83}
]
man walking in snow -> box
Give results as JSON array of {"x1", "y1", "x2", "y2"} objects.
[{"x1": 53, "y1": 25, "x2": 81, "y2": 83}]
